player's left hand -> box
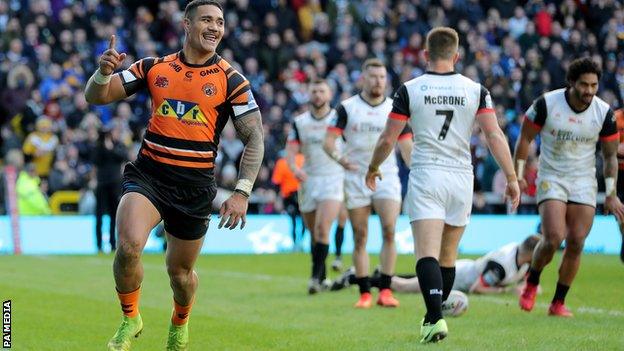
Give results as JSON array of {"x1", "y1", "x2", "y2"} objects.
[
  {"x1": 218, "y1": 192, "x2": 249, "y2": 230},
  {"x1": 365, "y1": 167, "x2": 382, "y2": 191},
  {"x1": 505, "y1": 180, "x2": 521, "y2": 211},
  {"x1": 604, "y1": 195, "x2": 624, "y2": 223}
]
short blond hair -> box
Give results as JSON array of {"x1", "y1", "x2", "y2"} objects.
[
  {"x1": 426, "y1": 27, "x2": 459, "y2": 62},
  {"x1": 362, "y1": 58, "x2": 386, "y2": 71}
]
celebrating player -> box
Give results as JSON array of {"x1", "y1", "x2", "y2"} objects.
[
  {"x1": 286, "y1": 79, "x2": 345, "y2": 294},
  {"x1": 85, "y1": 1, "x2": 264, "y2": 350},
  {"x1": 332, "y1": 235, "x2": 540, "y2": 295},
  {"x1": 366, "y1": 27, "x2": 519, "y2": 343},
  {"x1": 514, "y1": 58, "x2": 624, "y2": 317},
  {"x1": 324, "y1": 58, "x2": 413, "y2": 308}
]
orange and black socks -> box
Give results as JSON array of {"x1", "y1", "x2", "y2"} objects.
[
  {"x1": 172, "y1": 298, "x2": 194, "y2": 326},
  {"x1": 117, "y1": 286, "x2": 141, "y2": 318}
]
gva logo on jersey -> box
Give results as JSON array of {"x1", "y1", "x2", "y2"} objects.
[{"x1": 156, "y1": 98, "x2": 208, "y2": 125}]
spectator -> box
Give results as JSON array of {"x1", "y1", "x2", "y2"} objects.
[
  {"x1": 22, "y1": 117, "x2": 58, "y2": 178},
  {"x1": 92, "y1": 126, "x2": 128, "y2": 253},
  {"x1": 17, "y1": 163, "x2": 51, "y2": 215}
]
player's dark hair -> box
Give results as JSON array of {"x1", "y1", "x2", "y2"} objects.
[
  {"x1": 520, "y1": 234, "x2": 541, "y2": 253},
  {"x1": 426, "y1": 27, "x2": 459, "y2": 62},
  {"x1": 566, "y1": 57, "x2": 602, "y2": 83},
  {"x1": 185, "y1": 0, "x2": 223, "y2": 19},
  {"x1": 362, "y1": 58, "x2": 385, "y2": 71}
]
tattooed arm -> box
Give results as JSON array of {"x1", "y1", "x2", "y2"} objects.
[
  {"x1": 234, "y1": 111, "x2": 265, "y2": 186},
  {"x1": 218, "y1": 111, "x2": 264, "y2": 230},
  {"x1": 601, "y1": 139, "x2": 624, "y2": 222}
]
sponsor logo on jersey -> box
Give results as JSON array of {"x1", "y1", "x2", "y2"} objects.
[
  {"x1": 200, "y1": 68, "x2": 220, "y2": 76},
  {"x1": 202, "y1": 82, "x2": 217, "y2": 97},
  {"x1": 154, "y1": 75, "x2": 169, "y2": 88},
  {"x1": 169, "y1": 62, "x2": 182, "y2": 72},
  {"x1": 184, "y1": 71, "x2": 193, "y2": 81},
  {"x1": 156, "y1": 98, "x2": 208, "y2": 125}
]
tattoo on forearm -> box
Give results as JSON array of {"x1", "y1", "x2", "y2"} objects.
[
  {"x1": 233, "y1": 113, "x2": 264, "y2": 183},
  {"x1": 602, "y1": 141, "x2": 619, "y2": 178}
]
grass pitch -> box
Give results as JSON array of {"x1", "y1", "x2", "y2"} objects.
[{"x1": 1, "y1": 253, "x2": 623, "y2": 350}]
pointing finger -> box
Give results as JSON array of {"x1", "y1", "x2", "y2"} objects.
[{"x1": 109, "y1": 35, "x2": 116, "y2": 50}]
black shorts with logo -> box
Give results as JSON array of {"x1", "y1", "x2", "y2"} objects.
[{"x1": 121, "y1": 162, "x2": 216, "y2": 240}]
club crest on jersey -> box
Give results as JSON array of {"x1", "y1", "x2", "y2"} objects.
[
  {"x1": 154, "y1": 75, "x2": 169, "y2": 88},
  {"x1": 203, "y1": 83, "x2": 217, "y2": 97},
  {"x1": 156, "y1": 98, "x2": 208, "y2": 125}
]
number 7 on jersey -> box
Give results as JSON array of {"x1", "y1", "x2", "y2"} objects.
[{"x1": 436, "y1": 110, "x2": 454, "y2": 141}]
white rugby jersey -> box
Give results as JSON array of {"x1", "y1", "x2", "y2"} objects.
[
  {"x1": 329, "y1": 94, "x2": 412, "y2": 174},
  {"x1": 473, "y1": 243, "x2": 529, "y2": 287},
  {"x1": 288, "y1": 109, "x2": 343, "y2": 177},
  {"x1": 390, "y1": 71, "x2": 494, "y2": 173},
  {"x1": 524, "y1": 88, "x2": 617, "y2": 178}
]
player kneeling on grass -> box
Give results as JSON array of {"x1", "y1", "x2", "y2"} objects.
[
  {"x1": 332, "y1": 235, "x2": 541, "y2": 298},
  {"x1": 85, "y1": 1, "x2": 263, "y2": 350}
]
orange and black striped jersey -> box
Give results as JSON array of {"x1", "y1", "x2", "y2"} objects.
[
  {"x1": 616, "y1": 109, "x2": 624, "y2": 170},
  {"x1": 117, "y1": 51, "x2": 258, "y2": 186}
]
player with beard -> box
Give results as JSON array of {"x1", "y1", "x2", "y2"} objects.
[
  {"x1": 324, "y1": 59, "x2": 413, "y2": 308},
  {"x1": 515, "y1": 57, "x2": 624, "y2": 317},
  {"x1": 286, "y1": 79, "x2": 346, "y2": 293},
  {"x1": 85, "y1": 1, "x2": 264, "y2": 349}
]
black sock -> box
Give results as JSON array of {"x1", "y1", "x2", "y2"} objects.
[
  {"x1": 440, "y1": 266, "x2": 456, "y2": 302},
  {"x1": 370, "y1": 275, "x2": 381, "y2": 288},
  {"x1": 356, "y1": 276, "x2": 371, "y2": 294},
  {"x1": 552, "y1": 282, "x2": 570, "y2": 304},
  {"x1": 313, "y1": 243, "x2": 329, "y2": 280},
  {"x1": 310, "y1": 243, "x2": 319, "y2": 279},
  {"x1": 379, "y1": 273, "x2": 392, "y2": 290},
  {"x1": 527, "y1": 267, "x2": 542, "y2": 286},
  {"x1": 334, "y1": 225, "x2": 344, "y2": 257},
  {"x1": 416, "y1": 257, "x2": 443, "y2": 324},
  {"x1": 398, "y1": 274, "x2": 416, "y2": 279}
]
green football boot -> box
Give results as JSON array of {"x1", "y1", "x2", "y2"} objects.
[
  {"x1": 420, "y1": 318, "x2": 448, "y2": 344},
  {"x1": 166, "y1": 323, "x2": 189, "y2": 351},
  {"x1": 107, "y1": 314, "x2": 143, "y2": 351}
]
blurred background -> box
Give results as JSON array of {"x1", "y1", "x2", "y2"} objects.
[{"x1": 0, "y1": 0, "x2": 623, "y2": 253}]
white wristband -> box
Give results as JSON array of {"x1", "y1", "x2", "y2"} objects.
[
  {"x1": 235, "y1": 179, "x2": 253, "y2": 195},
  {"x1": 93, "y1": 68, "x2": 112, "y2": 85},
  {"x1": 516, "y1": 159, "x2": 526, "y2": 179},
  {"x1": 605, "y1": 177, "x2": 616, "y2": 197}
]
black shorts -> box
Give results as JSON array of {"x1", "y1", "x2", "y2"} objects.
[{"x1": 121, "y1": 162, "x2": 216, "y2": 240}]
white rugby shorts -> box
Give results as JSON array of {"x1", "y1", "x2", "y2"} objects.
[
  {"x1": 298, "y1": 174, "x2": 344, "y2": 213},
  {"x1": 344, "y1": 171, "x2": 401, "y2": 209},
  {"x1": 405, "y1": 168, "x2": 473, "y2": 226}
]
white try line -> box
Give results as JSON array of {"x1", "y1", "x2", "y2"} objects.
[{"x1": 476, "y1": 295, "x2": 624, "y2": 317}]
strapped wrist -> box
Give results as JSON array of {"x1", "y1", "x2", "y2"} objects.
[
  {"x1": 235, "y1": 179, "x2": 253, "y2": 196},
  {"x1": 93, "y1": 68, "x2": 112, "y2": 85},
  {"x1": 605, "y1": 177, "x2": 616, "y2": 197},
  {"x1": 516, "y1": 159, "x2": 526, "y2": 179}
]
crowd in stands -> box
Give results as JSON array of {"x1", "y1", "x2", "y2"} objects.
[{"x1": 1, "y1": 0, "x2": 623, "y2": 216}]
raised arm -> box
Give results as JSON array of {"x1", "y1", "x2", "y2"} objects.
[{"x1": 84, "y1": 35, "x2": 130, "y2": 105}]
